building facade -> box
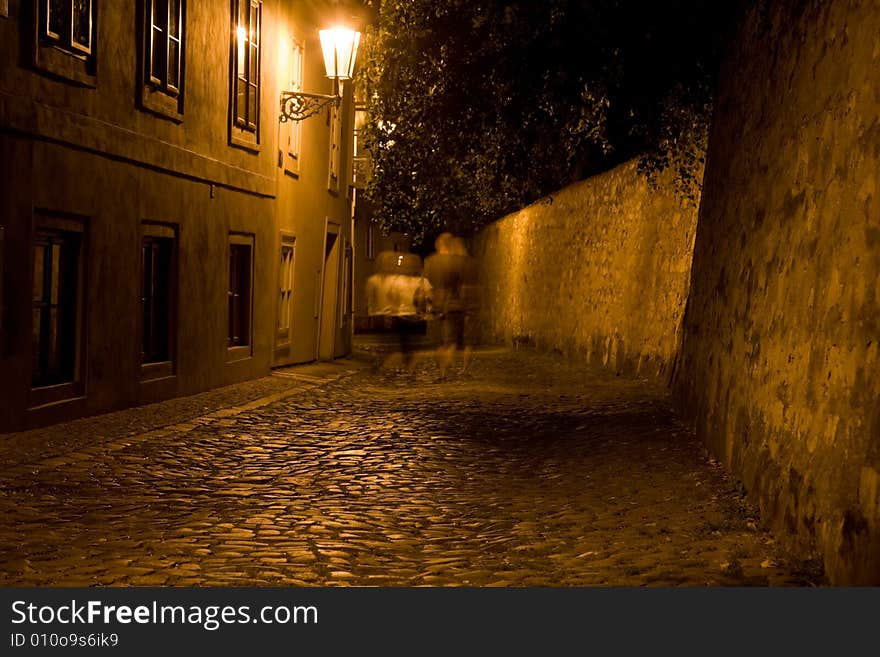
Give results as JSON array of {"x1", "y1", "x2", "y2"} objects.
[{"x1": 0, "y1": 0, "x2": 361, "y2": 431}]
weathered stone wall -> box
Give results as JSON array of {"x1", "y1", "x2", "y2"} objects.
[
  {"x1": 474, "y1": 159, "x2": 700, "y2": 380},
  {"x1": 673, "y1": 0, "x2": 880, "y2": 584}
]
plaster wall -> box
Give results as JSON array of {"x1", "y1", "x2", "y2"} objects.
[
  {"x1": 271, "y1": 3, "x2": 357, "y2": 366},
  {"x1": 0, "y1": 134, "x2": 274, "y2": 431},
  {"x1": 673, "y1": 0, "x2": 880, "y2": 584},
  {"x1": 0, "y1": 1, "x2": 358, "y2": 430}
]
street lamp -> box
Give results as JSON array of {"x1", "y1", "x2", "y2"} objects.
[{"x1": 280, "y1": 27, "x2": 360, "y2": 123}]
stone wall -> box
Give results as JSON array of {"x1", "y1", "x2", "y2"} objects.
[
  {"x1": 673, "y1": 0, "x2": 880, "y2": 584},
  {"x1": 474, "y1": 158, "x2": 700, "y2": 380}
]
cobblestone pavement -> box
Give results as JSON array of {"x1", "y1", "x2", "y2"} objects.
[{"x1": 0, "y1": 343, "x2": 824, "y2": 587}]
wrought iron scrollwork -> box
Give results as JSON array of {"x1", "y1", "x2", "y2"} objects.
[{"x1": 280, "y1": 91, "x2": 340, "y2": 123}]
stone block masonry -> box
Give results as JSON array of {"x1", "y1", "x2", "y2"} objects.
[
  {"x1": 475, "y1": 0, "x2": 879, "y2": 585},
  {"x1": 474, "y1": 158, "x2": 700, "y2": 381},
  {"x1": 673, "y1": 0, "x2": 880, "y2": 584}
]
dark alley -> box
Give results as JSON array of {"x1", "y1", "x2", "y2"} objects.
[{"x1": 1, "y1": 0, "x2": 878, "y2": 606}]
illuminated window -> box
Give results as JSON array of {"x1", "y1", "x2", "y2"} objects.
[{"x1": 232, "y1": 0, "x2": 261, "y2": 135}]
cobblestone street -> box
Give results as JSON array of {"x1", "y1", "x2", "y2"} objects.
[{"x1": 0, "y1": 343, "x2": 822, "y2": 587}]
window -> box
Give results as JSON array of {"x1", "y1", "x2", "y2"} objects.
[
  {"x1": 277, "y1": 236, "x2": 295, "y2": 344},
  {"x1": 145, "y1": 0, "x2": 184, "y2": 102},
  {"x1": 352, "y1": 80, "x2": 369, "y2": 188},
  {"x1": 0, "y1": 226, "x2": 4, "y2": 335},
  {"x1": 341, "y1": 242, "x2": 352, "y2": 325},
  {"x1": 42, "y1": 0, "x2": 93, "y2": 56},
  {"x1": 231, "y1": 0, "x2": 261, "y2": 144},
  {"x1": 365, "y1": 222, "x2": 375, "y2": 260},
  {"x1": 34, "y1": 0, "x2": 96, "y2": 83},
  {"x1": 140, "y1": 223, "x2": 176, "y2": 377},
  {"x1": 31, "y1": 224, "x2": 82, "y2": 388},
  {"x1": 328, "y1": 102, "x2": 341, "y2": 191},
  {"x1": 282, "y1": 36, "x2": 304, "y2": 174},
  {"x1": 227, "y1": 235, "x2": 253, "y2": 351}
]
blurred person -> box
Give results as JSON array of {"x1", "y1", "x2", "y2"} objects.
[
  {"x1": 366, "y1": 250, "x2": 430, "y2": 373},
  {"x1": 424, "y1": 232, "x2": 467, "y2": 380},
  {"x1": 452, "y1": 236, "x2": 480, "y2": 375}
]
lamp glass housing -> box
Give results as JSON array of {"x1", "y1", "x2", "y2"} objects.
[{"x1": 319, "y1": 27, "x2": 361, "y2": 80}]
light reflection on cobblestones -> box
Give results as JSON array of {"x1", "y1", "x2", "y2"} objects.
[{"x1": 0, "y1": 346, "x2": 821, "y2": 586}]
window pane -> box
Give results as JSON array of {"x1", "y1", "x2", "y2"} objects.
[
  {"x1": 228, "y1": 244, "x2": 251, "y2": 346},
  {"x1": 142, "y1": 237, "x2": 172, "y2": 363},
  {"x1": 72, "y1": 0, "x2": 91, "y2": 51},
  {"x1": 33, "y1": 244, "x2": 46, "y2": 302},
  {"x1": 47, "y1": 0, "x2": 65, "y2": 37},
  {"x1": 142, "y1": 242, "x2": 154, "y2": 358},
  {"x1": 238, "y1": 1, "x2": 248, "y2": 33},
  {"x1": 49, "y1": 243, "x2": 60, "y2": 305},
  {"x1": 249, "y1": 43, "x2": 258, "y2": 84},
  {"x1": 31, "y1": 307, "x2": 42, "y2": 381},
  {"x1": 32, "y1": 229, "x2": 80, "y2": 387},
  {"x1": 155, "y1": 240, "x2": 171, "y2": 360},
  {"x1": 47, "y1": 305, "x2": 59, "y2": 376},
  {"x1": 169, "y1": 0, "x2": 181, "y2": 38},
  {"x1": 237, "y1": 30, "x2": 246, "y2": 77},
  {"x1": 236, "y1": 78, "x2": 247, "y2": 124},
  {"x1": 240, "y1": 247, "x2": 250, "y2": 345},
  {"x1": 248, "y1": 83, "x2": 257, "y2": 127},
  {"x1": 168, "y1": 39, "x2": 180, "y2": 89},
  {"x1": 151, "y1": 0, "x2": 166, "y2": 31},
  {"x1": 228, "y1": 247, "x2": 239, "y2": 344},
  {"x1": 151, "y1": 26, "x2": 165, "y2": 81}
]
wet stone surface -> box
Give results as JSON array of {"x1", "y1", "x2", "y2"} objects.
[{"x1": 0, "y1": 345, "x2": 823, "y2": 586}]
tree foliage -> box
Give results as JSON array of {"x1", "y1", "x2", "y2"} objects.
[{"x1": 360, "y1": 0, "x2": 741, "y2": 244}]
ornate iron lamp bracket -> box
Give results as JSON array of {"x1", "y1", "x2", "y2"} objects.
[{"x1": 280, "y1": 91, "x2": 340, "y2": 123}]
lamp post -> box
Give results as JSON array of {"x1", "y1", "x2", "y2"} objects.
[{"x1": 280, "y1": 27, "x2": 360, "y2": 123}]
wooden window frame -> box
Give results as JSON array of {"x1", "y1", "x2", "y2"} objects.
[
  {"x1": 29, "y1": 213, "x2": 87, "y2": 409},
  {"x1": 140, "y1": 0, "x2": 186, "y2": 121},
  {"x1": 227, "y1": 232, "x2": 254, "y2": 361},
  {"x1": 277, "y1": 234, "x2": 296, "y2": 345},
  {"x1": 140, "y1": 222, "x2": 177, "y2": 381},
  {"x1": 282, "y1": 35, "x2": 304, "y2": 175},
  {"x1": 229, "y1": 0, "x2": 262, "y2": 151},
  {"x1": 327, "y1": 101, "x2": 342, "y2": 192},
  {"x1": 43, "y1": 0, "x2": 93, "y2": 56},
  {"x1": 32, "y1": 0, "x2": 97, "y2": 86}
]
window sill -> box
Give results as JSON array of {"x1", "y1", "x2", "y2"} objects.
[
  {"x1": 226, "y1": 345, "x2": 252, "y2": 363},
  {"x1": 29, "y1": 381, "x2": 84, "y2": 409},
  {"x1": 230, "y1": 129, "x2": 260, "y2": 154},
  {"x1": 33, "y1": 44, "x2": 96, "y2": 88},
  {"x1": 139, "y1": 86, "x2": 184, "y2": 123},
  {"x1": 141, "y1": 360, "x2": 175, "y2": 381},
  {"x1": 327, "y1": 174, "x2": 340, "y2": 195},
  {"x1": 283, "y1": 154, "x2": 301, "y2": 177}
]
